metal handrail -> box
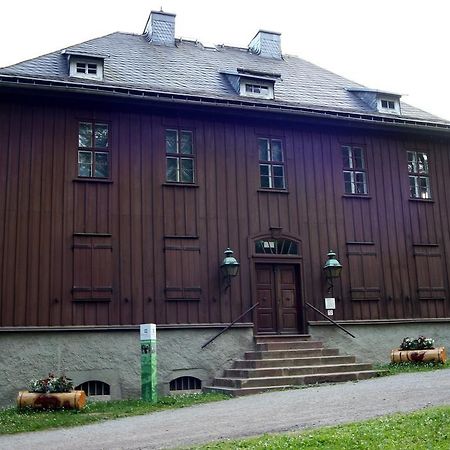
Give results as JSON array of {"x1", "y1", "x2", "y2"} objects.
[
  {"x1": 201, "y1": 302, "x2": 260, "y2": 349},
  {"x1": 304, "y1": 302, "x2": 356, "y2": 338}
]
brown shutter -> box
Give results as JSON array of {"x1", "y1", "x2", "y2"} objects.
[
  {"x1": 73, "y1": 235, "x2": 113, "y2": 301},
  {"x1": 164, "y1": 238, "x2": 201, "y2": 300},
  {"x1": 413, "y1": 245, "x2": 446, "y2": 300},
  {"x1": 347, "y1": 243, "x2": 381, "y2": 301}
]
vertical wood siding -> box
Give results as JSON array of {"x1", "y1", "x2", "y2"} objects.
[{"x1": 0, "y1": 97, "x2": 449, "y2": 326}]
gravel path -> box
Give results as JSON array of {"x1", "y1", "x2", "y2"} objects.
[{"x1": 2, "y1": 370, "x2": 450, "y2": 450}]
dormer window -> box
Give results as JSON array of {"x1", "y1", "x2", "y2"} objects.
[
  {"x1": 378, "y1": 97, "x2": 400, "y2": 114},
  {"x1": 70, "y1": 57, "x2": 103, "y2": 80},
  {"x1": 381, "y1": 99, "x2": 395, "y2": 110},
  {"x1": 241, "y1": 81, "x2": 273, "y2": 99},
  {"x1": 221, "y1": 68, "x2": 279, "y2": 100},
  {"x1": 347, "y1": 88, "x2": 402, "y2": 115},
  {"x1": 76, "y1": 62, "x2": 98, "y2": 76},
  {"x1": 62, "y1": 50, "x2": 107, "y2": 81}
]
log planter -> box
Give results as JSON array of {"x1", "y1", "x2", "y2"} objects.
[
  {"x1": 17, "y1": 390, "x2": 87, "y2": 410},
  {"x1": 391, "y1": 346, "x2": 447, "y2": 364}
]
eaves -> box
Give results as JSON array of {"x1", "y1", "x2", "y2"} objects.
[{"x1": 1, "y1": 74, "x2": 450, "y2": 136}]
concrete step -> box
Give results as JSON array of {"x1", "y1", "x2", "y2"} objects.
[
  {"x1": 245, "y1": 348, "x2": 340, "y2": 360},
  {"x1": 255, "y1": 334, "x2": 311, "y2": 343},
  {"x1": 224, "y1": 363, "x2": 373, "y2": 378},
  {"x1": 212, "y1": 370, "x2": 378, "y2": 389},
  {"x1": 203, "y1": 385, "x2": 293, "y2": 397},
  {"x1": 255, "y1": 341, "x2": 323, "y2": 351},
  {"x1": 233, "y1": 355, "x2": 356, "y2": 369}
]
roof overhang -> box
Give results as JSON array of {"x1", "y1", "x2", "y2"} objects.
[{"x1": 0, "y1": 74, "x2": 449, "y2": 135}]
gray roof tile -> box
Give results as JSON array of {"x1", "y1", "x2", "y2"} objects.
[{"x1": 1, "y1": 32, "x2": 447, "y2": 124}]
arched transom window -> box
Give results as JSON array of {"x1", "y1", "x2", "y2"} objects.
[{"x1": 255, "y1": 238, "x2": 298, "y2": 255}]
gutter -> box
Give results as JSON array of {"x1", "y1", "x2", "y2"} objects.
[{"x1": 1, "y1": 74, "x2": 450, "y2": 133}]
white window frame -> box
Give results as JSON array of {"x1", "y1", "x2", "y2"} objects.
[
  {"x1": 69, "y1": 57, "x2": 104, "y2": 81},
  {"x1": 240, "y1": 80, "x2": 274, "y2": 99},
  {"x1": 377, "y1": 97, "x2": 401, "y2": 114},
  {"x1": 408, "y1": 151, "x2": 431, "y2": 199},
  {"x1": 342, "y1": 145, "x2": 368, "y2": 195}
]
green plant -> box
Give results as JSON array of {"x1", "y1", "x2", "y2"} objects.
[
  {"x1": 399, "y1": 335, "x2": 434, "y2": 350},
  {"x1": 28, "y1": 373, "x2": 74, "y2": 394}
]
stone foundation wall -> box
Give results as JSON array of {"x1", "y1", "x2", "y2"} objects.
[
  {"x1": 0, "y1": 326, "x2": 254, "y2": 408},
  {"x1": 309, "y1": 321, "x2": 450, "y2": 363}
]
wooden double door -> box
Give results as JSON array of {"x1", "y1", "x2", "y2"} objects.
[{"x1": 255, "y1": 263, "x2": 302, "y2": 334}]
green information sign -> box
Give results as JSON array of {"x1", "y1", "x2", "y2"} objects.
[{"x1": 140, "y1": 323, "x2": 157, "y2": 403}]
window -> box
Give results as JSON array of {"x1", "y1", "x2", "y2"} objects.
[
  {"x1": 78, "y1": 122, "x2": 109, "y2": 179},
  {"x1": 240, "y1": 80, "x2": 274, "y2": 99},
  {"x1": 170, "y1": 376, "x2": 201, "y2": 392},
  {"x1": 76, "y1": 62, "x2": 98, "y2": 75},
  {"x1": 75, "y1": 380, "x2": 111, "y2": 396},
  {"x1": 381, "y1": 99, "x2": 395, "y2": 110},
  {"x1": 259, "y1": 138, "x2": 285, "y2": 189},
  {"x1": 246, "y1": 83, "x2": 269, "y2": 95},
  {"x1": 408, "y1": 151, "x2": 431, "y2": 199},
  {"x1": 69, "y1": 57, "x2": 104, "y2": 81},
  {"x1": 255, "y1": 238, "x2": 298, "y2": 255},
  {"x1": 165, "y1": 129, "x2": 195, "y2": 183},
  {"x1": 342, "y1": 145, "x2": 367, "y2": 195},
  {"x1": 377, "y1": 96, "x2": 400, "y2": 114}
]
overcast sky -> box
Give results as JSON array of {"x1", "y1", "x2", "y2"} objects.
[{"x1": 1, "y1": 0, "x2": 449, "y2": 120}]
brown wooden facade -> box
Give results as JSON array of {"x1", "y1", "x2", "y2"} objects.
[{"x1": 1, "y1": 91, "x2": 450, "y2": 331}]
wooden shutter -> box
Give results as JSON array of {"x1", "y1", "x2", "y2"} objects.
[
  {"x1": 73, "y1": 235, "x2": 113, "y2": 301},
  {"x1": 413, "y1": 245, "x2": 445, "y2": 300},
  {"x1": 164, "y1": 238, "x2": 201, "y2": 300},
  {"x1": 347, "y1": 243, "x2": 381, "y2": 301}
]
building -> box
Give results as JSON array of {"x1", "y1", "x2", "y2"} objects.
[{"x1": 1, "y1": 11, "x2": 449, "y2": 404}]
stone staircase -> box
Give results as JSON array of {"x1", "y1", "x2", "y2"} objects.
[{"x1": 204, "y1": 334, "x2": 378, "y2": 396}]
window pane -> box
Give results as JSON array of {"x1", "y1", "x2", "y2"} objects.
[
  {"x1": 271, "y1": 140, "x2": 283, "y2": 162},
  {"x1": 181, "y1": 158, "x2": 194, "y2": 183},
  {"x1": 180, "y1": 131, "x2": 193, "y2": 154},
  {"x1": 417, "y1": 153, "x2": 428, "y2": 174},
  {"x1": 342, "y1": 146, "x2": 351, "y2": 168},
  {"x1": 94, "y1": 152, "x2": 109, "y2": 178},
  {"x1": 166, "y1": 157, "x2": 178, "y2": 182},
  {"x1": 78, "y1": 164, "x2": 92, "y2": 177},
  {"x1": 353, "y1": 148, "x2": 364, "y2": 169},
  {"x1": 407, "y1": 151, "x2": 416, "y2": 173},
  {"x1": 260, "y1": 175, "x2": 270, "y2": 188},
  {"x1": 95, "y1": 124, "x2": 108, "y2": 148},
  {"x1": 260, "y1": 164, "x2": 270, "y2": 176},
  {"x1": 166, "y1": 130, "x2": 178, "y2": 154},
  {"x1": 344, "y1": 171, "x2": 353, "y2": 194},
  {"x1": 259, "y1": 139, "x2": 269, "y2": 161},
  {"x1": 273, "y1": 165, "x2": 285, "y2": 188},
  {"x1": 418, "y1": 176, "x2": 430, "y2": 198},
  {"x1": 409, "y1": 175, "x2": 418, "y2": 198},
  {"x1": 78, "y1": 151, "x2": 92, "y2": 164},
  {"x1": 79, "y1": 122, "x2": 92, "y2": 147}
]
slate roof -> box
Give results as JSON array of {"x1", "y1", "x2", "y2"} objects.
[{"x1": 0, "y1": 31, "x2": 448, "y2": 125}]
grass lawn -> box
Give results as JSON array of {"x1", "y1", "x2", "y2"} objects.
[
  {"x1": 376, "y1": 360, "x2": 450, "y2": 376},
  {"x1": 0, "y1": 392, "x2": 229, "y2": 435},
  {"x1": 196, "y1": 406, "x2": 450, "y2": 450}
]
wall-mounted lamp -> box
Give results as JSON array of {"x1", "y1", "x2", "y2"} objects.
[
  {"x1": 220, "y1": 248, "x2": 240, "y2": 290},
  {"x1": 323, "y1": 250, "x2": 342, "y2": 296}
]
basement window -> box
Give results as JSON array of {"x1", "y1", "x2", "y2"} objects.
[
  {"x1": 170, "y1": 376, "x2": 202, "y2": 393},
  {"x1": 76, "y1": 380, "x2": 110, "y2": 396}
]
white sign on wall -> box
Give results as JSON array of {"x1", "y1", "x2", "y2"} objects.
[
  {"x1": 140, "y1": 323, "x2": 156, "y2": 341},
  {"x1": 324, "y1": 297, "x2": 336, "y2": 310}
]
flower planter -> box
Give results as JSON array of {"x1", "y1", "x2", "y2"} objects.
[
  {"x1": 17, "y1": 390, "x2": 86, "y2": 410},
  {"x1": 391, "y1": 346, "x2": 446, "y2": 364}
]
